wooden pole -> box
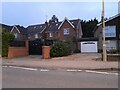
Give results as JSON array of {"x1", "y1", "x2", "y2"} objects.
[{"x1": 102, "y1": 0, "x2": 107, "y2": 62}]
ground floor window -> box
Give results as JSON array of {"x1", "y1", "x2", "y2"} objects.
[{"x1": 106, "y1": 40, "x2": 117, "y2": 51}]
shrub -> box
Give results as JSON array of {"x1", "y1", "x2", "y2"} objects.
[
  {"x1": 2, "y1": 28, "x2": 14, "y2": 57},
  {"x1": 50, "y1": 42, "x2": 72, "y2": 57}
]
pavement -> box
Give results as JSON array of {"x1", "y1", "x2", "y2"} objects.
[{"x1": 2, "y1": 53, "x2": 119, "y2": 71}]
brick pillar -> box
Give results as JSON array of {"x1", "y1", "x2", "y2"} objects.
[
  {"x1": 42, "y1": 46, "x2": 50, "y2": 59},
  {"x1": 8, "y1": 47, "x2": 13, "y2": 59},
  {"x1": 26, "y1": 39, "x2": 29, "y2": 53}
]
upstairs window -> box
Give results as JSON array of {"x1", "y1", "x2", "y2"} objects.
[
  {"x1": 35, "y1": 34, "x2": 38, "y2": 38},
  {"x1": 64, "y1": 28, "x2": 69, "y2": 35},
  {"x1": 105, "y1": 26, "x2": 116, "y2": 37},
  {"x1": 49, "y1": 33, "x2": 53, "y2": 37},
  {"x1": 14, "y1": 33, "x2": 18, "y2": 38}
]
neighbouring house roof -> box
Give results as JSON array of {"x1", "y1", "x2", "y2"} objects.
[
  {"x1": 27, "y1": 24, "x2": 46, "y2": 35},
  {"x1": 11, "y1": 25, "x2": 27, "y2": 34},
  {"x1": 94, "y1": 13, "x2": 120, "y2": 33},
  {"x1": 11, "y1": 25, "x2": 20, "y2": 33},
  {"x1": 0, "y1": 24, "x2": 13, "y2": 32},
  {"x1": 97, "y1": 13, "x2": 120, "y2": 26}
]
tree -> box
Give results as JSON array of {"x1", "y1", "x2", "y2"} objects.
[
  {"x1": 81, "y1": 18, "x2": 98, "y2": 37},
  {"x1": 49, "y1": 15, "x2": 59, "y2": 23},
  {"x1": 2, "y1": 28, "x2": 14, "y2": 57}
]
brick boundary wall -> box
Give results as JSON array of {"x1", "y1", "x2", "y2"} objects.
[
  {"x1": 8, "y1": 40, "x2": 29, "y2": 59},
  {"x1": 107, "y1": 54, "x2": 120, "y2": 61}
]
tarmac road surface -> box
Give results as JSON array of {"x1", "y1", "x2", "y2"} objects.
[{"x1": 2, "y1": 67, "x2": 118, "y2": 88}]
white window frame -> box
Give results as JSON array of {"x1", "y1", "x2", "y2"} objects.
[
  {"x1": 64, "y1": 28, "x2": 69, "y2": 35},
  {"x1": 35, "y1": 34, "x2": 38, "y2": 38},
  {"x1": 49, "y1": 32, "x2": 53, "y2": 37},
  {"x1": 106, "y1": 40, "x2": 117, "y2": 51},
  {"x1": 105, "y1": 26, "x2": 116, "y2": 37},
  {"x1": 14, "y1": 33, "x2": 18, "y2": 38}
]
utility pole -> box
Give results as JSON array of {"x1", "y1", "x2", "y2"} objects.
[{"x1": 102, "y1": 0, "x2": 107, "y2": 62}]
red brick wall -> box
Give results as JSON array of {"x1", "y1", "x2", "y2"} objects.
[
  {"x1": 8, "y1": 47, "x2": 28, "y2": 59},
  {"x1": 8, "y1": 40, "x2": 29, "y2": 59}
]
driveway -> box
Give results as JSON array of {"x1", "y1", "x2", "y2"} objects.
[{"x1": 2, "y1": 53, "x2": 118, "y2": 70}]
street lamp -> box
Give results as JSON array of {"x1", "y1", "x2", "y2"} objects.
[{"x1": 102, "y1": 0, "x2": 107, "y2": 62}]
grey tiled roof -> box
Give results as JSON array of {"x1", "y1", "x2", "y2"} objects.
[
  {"x1": 45, "y1": 19, "x2": 80, "y2": 33},
  {"x1": 69, "y1": 19, "x2": 79, "y2": 28},
  {"x1": 45, "y1": 22, "x2": 61, "y2": 33},
  {"x1": 1, "y1": 18, "x2": 80, "y2": 35},
  {"x1": 0, "y1": 24, "x2": 27, "y2": 34},
  {"x1": 0, "y1": 24, "x2": 13, "y2": 32},
  {"x1": 27, "y1": 24, "x2": 45, "y2": 34}
]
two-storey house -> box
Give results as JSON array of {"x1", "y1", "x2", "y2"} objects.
[
  {"x1": 27, "y1": 17, "x2": 83, "y2": 51},
  {"x1": 94, "y1": 13, "x2": 120, "y2": 53}
]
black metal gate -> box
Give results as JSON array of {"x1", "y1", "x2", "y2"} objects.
[{"x1": 29, "y1": 39, "x2": 42, "y2": 55}]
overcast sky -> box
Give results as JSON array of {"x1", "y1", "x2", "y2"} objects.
[{"x1": 1, "y1": 1, "x2": 119, "y2": 27}]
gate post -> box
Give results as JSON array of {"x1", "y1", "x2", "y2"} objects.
[{"x1": 42, "y1": 46, "x2": 51, "y2": 59}]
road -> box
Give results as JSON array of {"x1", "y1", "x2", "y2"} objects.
[{"x1": 2, "y1": 67, "x2": 118, "y2": 88}]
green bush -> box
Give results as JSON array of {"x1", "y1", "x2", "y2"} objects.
[
  {"x1": 50, "y1": 42, "x2": 72, "y2": 57},
  {"x1": 2, "y1": 28, "x2": 14, "y2": 57}
]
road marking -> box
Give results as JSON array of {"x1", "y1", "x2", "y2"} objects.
[
  {"x1": 2, "y1": 66, "x2": 8, "y2": 68},
  {"x1": 108, "y1": 72, "x2": 118, "y2": 75},
  {"x1": 40, "y1": 69, "x2": 49, "y2": 72},
  {"x1": 9, "y1": 66, "x2": 37, "y2": 71},
  {"x1": 85, "y1": 70, "x2": 118, "y2": 75},
  {"x1": 67, "y1": 69, "x2": 78, "y2": 72},
  {"x1": 77, "y1": 70, "x2": 82, "y2": 72},
  {"x1": 67, "y1": 69, "x2": 83, "y2": 72},
  {"x1": 2, "y1": 66, "x2": 119, "y2": 75}
]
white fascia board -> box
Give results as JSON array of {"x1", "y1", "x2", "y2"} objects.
[
  {"x1": 11, "y1": 25, "x2": 20, "y2": 33},
  {"x1": 97, "y1": 13, "x2": 120, "y2": 26},
  {"x1": 58, "y1": 17, "x2": 75, "y2": 29},
  {"x1": 40, "y1": 27, "x2": 46, "y2": 33}
]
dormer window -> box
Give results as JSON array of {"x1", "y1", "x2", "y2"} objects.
[
  {"x1": 64, "y1": 28, "x2": 69, "y2": 35},
  {"x1": 35, "y1": 34, "x2": 38, "y2": 38},
  {"x1": 49, "y1": 33, "x2": 53, "y2": 37}
]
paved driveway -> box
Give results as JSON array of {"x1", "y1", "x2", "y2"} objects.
[{"x1": 2, "y1": 53, "x2": 118, "y2": 70}]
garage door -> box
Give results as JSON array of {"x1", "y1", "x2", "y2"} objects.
[{"x1": 81, "y1": 41, "x2": 98, "y2": 53}]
